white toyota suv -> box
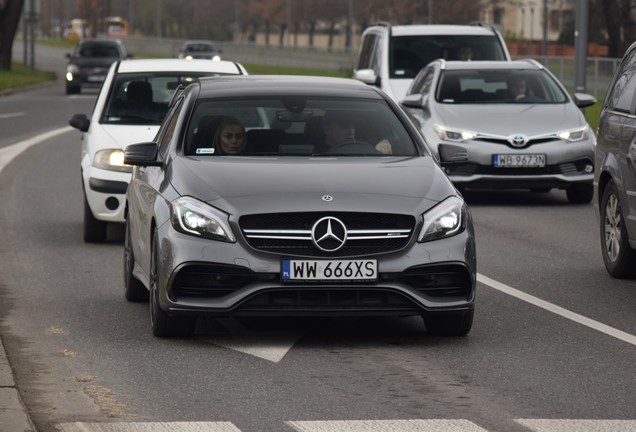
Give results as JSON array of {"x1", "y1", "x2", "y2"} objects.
[{"x1": 353, "y1": 22, "x2": 511, "y2": 102}]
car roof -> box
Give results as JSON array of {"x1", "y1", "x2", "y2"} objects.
[
  {"x1": 387, "y1": 24, "x2": 498, "y2": 36},
  {"x1": 182, "y1": 40, "x2": 216, "y2": 45},
  {"x1": 79, "y1": 38, "x2": 123, "y2": 45},
  {"x1": 196, "y1": 75, "x2": 382, "y2": 99},
  {"x1": 115, "y1": 58, "x2": 243, "y2": 74},
  {"x1": 440, "y1": 59, "x2": 544, "y2": 71}
]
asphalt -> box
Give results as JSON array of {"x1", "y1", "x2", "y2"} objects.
[
  {"x1": 0, "y1": 338, "x2": 35, "y2": 431},
  {"x1": 1, "y1": 82, "x2": 43, "y2": 432}
]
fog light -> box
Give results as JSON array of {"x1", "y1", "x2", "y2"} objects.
[
  {"x1": 585, "y1": 164, "x2": 594, "y2": 174},
  {"x1": 105, "y1": 197, "x2": 119, "y2": 210}
]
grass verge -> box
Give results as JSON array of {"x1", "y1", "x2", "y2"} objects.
[{"x1": 0, "y1": 62, "x2": 56, "y2": 92}]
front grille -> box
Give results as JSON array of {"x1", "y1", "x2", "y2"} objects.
[
  {"x1": 240, "y1": 212, "x2": 415, "y2": 258},
  {"x1": 475, "y1": 137, "x2": 555, "y2": 148},
  {"x1": 238, "y1": 288, "x2": 418, "y2": 312},
  {"x1": 447, "y1": 159, "x2": 592, "y2": 177}
]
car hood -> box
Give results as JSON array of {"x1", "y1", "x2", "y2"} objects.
[
  {"x1": 169, "y1": 156, "x2": 454, "y2": 215},
  {"x1": 434, "y1": 103, "x2": 587, "y2": 136},
  {"x1": 90, "y1": 124, "x2": 160, "y2": 153}
]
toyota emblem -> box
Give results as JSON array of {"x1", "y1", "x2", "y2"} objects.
[
  {"x1": 311, "y1": 217, "x2": 347, "y2": 252},
  {"x1": 510, "y1": 134, "x2": 528, "y2": 148}
]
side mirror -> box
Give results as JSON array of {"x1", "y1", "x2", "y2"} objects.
[
  {"x1": 574, "y1": 92, "x2": 596, "y2": 109},
  {"x1": 124, "y1": 143, "x2": 162, "y2": 167},
  {"x1": 438, "y1": 143, "x2": 468, "y2": 166},
  {"x1": 354, "y1": 69, "x2": 380, "y2": 86},
  {"x1": 69, "y1": 113, "x2": 90, "y2": 132},
  {"x1": 400, "y1": 94, "x2": 424, "y2": 108}
]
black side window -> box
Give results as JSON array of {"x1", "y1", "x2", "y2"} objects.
[
  {"x1": 607, "y1": 49, "x2": 636, "y2": 114},
  {"x1": 413, "y1": 67, "x2": 434, "y2": 96},
  {"x1": 158, "y1": 99, "x2": 183, "y2": 156},
  {"x1": 357, "y1": 33, "x2": 380, "y2": 71}
]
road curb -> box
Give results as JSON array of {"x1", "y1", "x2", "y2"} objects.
[{"x1": 0, "y1": 337, "x2": 36, "y2": 432}]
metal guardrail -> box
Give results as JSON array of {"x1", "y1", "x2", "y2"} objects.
[{"x1": 124, "y1": 36, "x2": 621, "y2": 97}]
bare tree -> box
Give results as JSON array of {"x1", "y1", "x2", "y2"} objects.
[
  {"x1": 598, "y1": 0, "x2": 635, "y2": 57},
  {"x1": 0, "y1": 0, "x2": 25, "y2": 70}
]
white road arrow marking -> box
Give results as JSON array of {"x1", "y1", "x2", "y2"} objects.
[{"x1": 199, "y1": 318, "x2": 303, "y2": 363}]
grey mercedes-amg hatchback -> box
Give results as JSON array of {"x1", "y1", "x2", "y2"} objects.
[{"x1": 123, "y1": 75, "x2": 477, "y2": 338}]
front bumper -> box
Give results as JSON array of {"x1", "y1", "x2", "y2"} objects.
[
  {"x1": 441, "y1": 139, "x2": 594, "y2": 189},
  {"x1": 155, "y1": 223, "x2": 477, "y2": 318},
  {"x1": 82, "y1": 166, "x2": 131, "y2": 223}
]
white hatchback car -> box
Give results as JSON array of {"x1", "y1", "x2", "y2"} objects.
[{"x1": 69, "y1": 58, "x2": 248, "y2": 242}]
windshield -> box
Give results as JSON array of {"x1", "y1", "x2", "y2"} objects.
[
  {"x1": 102, "y1": 72, "x2": 228, "y2": 125},
  {"x1": 75, "y1": 42, "x2": 121, "y2": 58},
  {"x1": 390, "y1": 35, "x2": 507, "y2": 79},
  {"x1": 435, "y1": 69, "x2": 569, "y2": 104},
  {"x1": 184, "y1": 98, "x2": 419, "y2": 157}
]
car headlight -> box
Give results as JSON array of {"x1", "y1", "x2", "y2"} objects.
[
  {"x1": 434, "y1": 124, "x2": 477, "y2": 142},
  {"x1": 170, "y1": 196, "x2": 236, "y2": 242},
  {"x1": 93, "y1": 149, "x2": 133, "y2": 172},
  {"x1": 556, "y1": 125, "x2": 589, "y2": 142},
  {"x1": 418, "y1": 196, "x2": 466, "y2": 242},
  {"x1": 211, "y1": 55, "x2": 221, "y2": 61},
  {"x1": 66, "y1": 64, "x2": 79, "y2": 81}
]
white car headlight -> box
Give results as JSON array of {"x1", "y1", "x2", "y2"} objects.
[
  {"x1": 65, "y1": 64, "x2": 79, "y2": 81},
  {"x1": 556, "y1": 125, "x2": 589, "y2": 142},
  {"x1": 418, "y1": 196, "x2": 466, "y2": 242},
  {"x1": 211, "y1": 55, "x2": 221, "y2": 61},
  {"x1": 93, "y1": 149, "x2": 133, "y2": 173},
  {"x1": 434, "y1": 124, "x2": 477, "y2": 142},
  {"x1": 170, "y1": 196, "x2": 236, "y2": 242}
]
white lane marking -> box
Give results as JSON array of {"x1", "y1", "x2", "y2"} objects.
[
  {"x1": 0, "y1": 112, "x2": 25, "y2": 119},
  {"x1": 0, "y1": 126, "x2": 74, "y2": 173},
  {"x1": 57, "y1": 422, "x2": 241, "y2": 432},
  {"x1": 478, "y1": 273, "x2": 636, "y2": 347},
  {"x1": 200, "y1": 319, "x2": 303, "y2": 363},
  {"x1": 517, "y1": 419, "x2": 636, "y2": 431},
  {"x1": 287, "y1": 419, "x2": 489, "y2": 431}
]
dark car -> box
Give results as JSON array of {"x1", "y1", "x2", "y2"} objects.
[
  {"x1": 594, "y1": 41, "x2": 636, "y2": 278},
  {"x1": 123, "y1": 75, "x2": 476, "y2": 338},
  {"x1": 177, "y1": 40, "x2": 222, "y2": 61},
  {"x1": 400, "y1": 59, "x2": 596, "y2": 203},
  {"x1": 65, "y1": 38, "x2": 130, "y2": 94}
]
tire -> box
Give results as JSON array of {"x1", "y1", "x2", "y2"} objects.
[
  {"x1": 600, "y1": 180, "x2": 636, "y2": 278},
  {"x1": 566, "y1": 183, "x2": 593, "y2": 204},
  {"x1": 149, "y1": 230, "x2": 196, "y2": 337},
  {"x1": 124, "y1": 218, "x2": 149, "y2": 302},
  {"x1": 66, "y1": 85, "x2": 80, "y2": 95},
  {"x1": 83, "y1": 194, "x2": 107, "y2": 243},
  {"x1": 423, "y1": 309, "x2": 474, "y2": 337}
]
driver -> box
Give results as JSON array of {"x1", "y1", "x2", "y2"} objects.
[{"x1": 322, "y1": 111, "x2": 392, "y2": 154}]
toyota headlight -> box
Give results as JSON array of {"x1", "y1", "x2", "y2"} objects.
[
  {"x1": 170, "y1": 196, "x2": 236, "y2": 242},
  {"x1": 418, "y1": 196, "x2": 466, "y2": 242},
  {"x1": 556, "y1": 125, "x2": 589, "y2": 142},
  {"x1": 434, "y1": 125, "x2": 477, "y2": 142},
  {"x1": 93, "y1": 149, "x2": 132, "y2": 173}
]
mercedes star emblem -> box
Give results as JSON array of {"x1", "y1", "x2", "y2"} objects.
[{"x1": 311, "y1": 216, "x2": 347, "y2": 252}]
